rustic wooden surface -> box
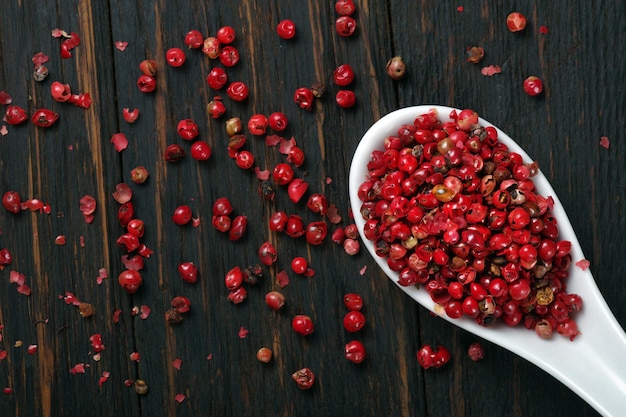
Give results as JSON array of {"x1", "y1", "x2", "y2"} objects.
[{"x1": 1, "y1": 1, "x2": 624, "y2": 416}]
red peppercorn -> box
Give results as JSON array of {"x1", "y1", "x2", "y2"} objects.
[
  {"x1": 455, "y1": 109, "x2": 478, "y2": 131},
  {"x1": 206, "y1": 67, "x2": 228, "y2": 89},
  {"x1": 291, "y1": 257, "x2": 309, "y2": 275},
  {"x1": 265, "y1": 291, "x2": 286, "y2": 310},
  {"x1": 5, "y1": 105, "x2": 28, "y2": 125},
  {"x1": 171, "y1": 296, "x2": 191, "y2": 313},
  {"x1": 467, "y1": 342, "x2": 485, "y2": 361},
  {"x1": 178, "y1": 262, "x2": 198, "y2": 284},
  {"x1": 172, "y1": 205, "x2": 193, "y2": 225},
  {"x1": 333, "y1": 64, "x2": 355, "y2": 86},
  {"x1": 523, "y1": 76, "x2": 543, "y2": 96},
  {"x1": 306, "y1": 193, "x2": 329, "y2": 215},
  {"x1": 335, "y1": 16, "x2": 357, "y2": 36},
  {"x1": 257, "y1": 347, "x2": 273, "y2": 363},
  {"x1": 226, "y1": 81, "x2": 249, "y2": 101},
  {"x1": 190, "y1": 141, "x2": 212, "y2": 161},
  {"x1": 212, "y1": 215, "x2": 231, "y2": 232},
  {"x1": 116, "y1": 233, "x2": 140, "y2": 252},
  {"x1": 2, "y1": 191, "x2": 21, "y2": 213},
  {"x1": 291, "y1": 368, "x2": 315, "y2": 390},
  {"x1": 235, "y1": 150, "x2": 254, "y2": 169},
  {"x1": 285, "y1": 214, "x2": 305, "y2": 237},
  {"x1": 248, "y1": 114, "x2": 269, "y2": 135},
  {"x1": 0, "y1": 248, "x2": 13, "y2": 268},
  {"x1": 184, "y1": 29, "x2": 204, "y2": 49},
  {"x1": 122, "y1": 108, "x2": 140, "y2": 123},
  {"x1": 268, "y1": 112, "x2": 288, "y2": 131},
  {"x1": 118, "y1": 269, "x2": 142, "y2": 294},
  {"x1": 294, "y1": 87, "x2": 314, "y2": 110},
  {"x1": 139, "y1": 59, "x2": 157, "y2": 76},
  {"x1": 335, "y1": 90, "x2": 356, "y2": 108},
  {"x1": 305, "y1": 221, "x2": 327, "y2": 245},
  {"x1": 228, "y1": 215, "x2": 247, "y2": 241},
  {"x1": 272, "y1": 163, "x2": 295, "y2": 185},
  {"x1": 206, "y1": 98, "x2": 226, "y2": 119},
  {"x1": 343, "y1": 310, "x2": 366, "y2": 332},
  {"x1": 130, "y1": 166, "x2": 149, "y2": 184},
  {"x1": 165, "y1": 47, "x2": 186, "y2": 67},
  {"x1": 202, "y1": 36, "x2": 221, "y2": 59},
  {"x1": 287, "y1": 178, "x2": 309, "y2": 203},
  {"x1": 31, "y1": 109, "x2": 58, "y2": 127},
  {"x1": 386, "y1": 56, "x2": 407, "y2": 80},
  {"x1": 177, "y1": 119, "x2": 199, "y2": 140},
  {"x1": 137, "y1": 74, "x2": 156, "y2": 93},
  {"x1": 287, "y1": 146, "x2": 305, "y2": 167},
  {"x1": 466, "y1": 46, "x2": 485, "y2": 64},
  {"x1": 117, "y1": 202, "x2": 134, "y2": 227},
  {"x1": 335, "y1": 0, "x2": 356, "y2": 16},
  {"x1": 343, "y1": 238, "x2": 360, "y2": 255},
  {"x1": 269, "y1": 211, "x2": 288, "y2": 232},
  {"x1": 50, "y1": 81, "x2": 72, "y2": 102},
  {"x1": 126, "y1": 219, "x2": 145, "y2": 238},
  {"x1": 216, "y1": 26, "x2": 236, "y2": 44},
  {"x1": 224, "y1": 266, "x2": 244, "y2": 290},
  {"x1": 164, "y1": 144, "x2": 185, "y2": 162},
  {"x1": 344, "y1": 340, "x2": 366, "y2": 364},
  {"x1": 292, "y1": 314, "x2": 315, "y2": 336},
  {"x1": 506, "y1": 12, "x2": 527, "y2": 32},
  {"x1": 417, "y1": 345, "x2": 450, "y2": 369},
  {"x1": 219, "y1": 46, "x2": 240, "y2": 67},
  {"x1": 343, "y1": 293, "x2": 363, "y2": 311},
  {"x1": 258, "y1": 241, "x2": 277, "y2": 266},
  {"x1": 276, "y1": 19, "x2": 296, "y2": 39},
  {"x1": 213, "y1": 197, "x2": 233, "y2": 216}
]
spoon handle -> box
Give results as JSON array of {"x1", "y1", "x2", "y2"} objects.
[{"x1": 525, "y1": 285, "x2": 626, "y2": 417}]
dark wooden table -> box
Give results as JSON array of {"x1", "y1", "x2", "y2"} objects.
[{"x1": 1, "y1": 1, "x2": 624, "y2": 416}]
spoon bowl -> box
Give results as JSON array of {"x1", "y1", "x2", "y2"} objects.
[{"x1": 349, "y1": 105, "x2": 626, "y2": 417}]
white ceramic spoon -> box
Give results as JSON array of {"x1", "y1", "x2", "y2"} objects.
[{"x1": 348, "y1": 105, "x2": 626, "y2": 417}]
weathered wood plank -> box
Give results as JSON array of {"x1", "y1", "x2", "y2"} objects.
[{"x1": 2, "y1": 1, "x2": 625, "y2": 416}]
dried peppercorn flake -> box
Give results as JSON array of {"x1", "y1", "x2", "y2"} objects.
[
  {"x1": 115, "y1": 41, "x2": 128, "y2": 51},
  {"x1": 277, "y1": 270, "x2": 290, "y2": 288},
  {"x1": 265, "y1": 134, "x2": 282, "y2": 147},
  {"x1": 139, "y1": 305, "x2": 151, "y2": 319},
  {"x1": 255, "y1": 167, "x2": 270, "y2": 181},
  {"x1": 98, "y1": 371, "x2": 110, "y2": 386},
  {"x1": 96, "y1": 268, "x2": 108, "y2": 285},
  {"x1": 279, "y1": 136, "x2": 296, "y2": 154},
  {"x1": 481, "y1": 65, "x2": 502, "y2": 76},
  {"x1": 31, "y1": 52, "x2": 49, "y2": 66},
  {"x1": 113, "y1": 309, "x2": 123, "y2": 324},
  {"x1": 600, "y1": 136, "x2": 610, "y2": 149},
  {"x1": 575, "y1": 259, "x2": 590, "y2": 270},
  {"x1": 51, "y1": 28, "x2": 71, "y2": 38},
  {"x1": 111, "y1": 133, "x2": 128, "y2": 152},
  {"x1": 69, "y1": 363, "x2": 87, "y2": 374}
]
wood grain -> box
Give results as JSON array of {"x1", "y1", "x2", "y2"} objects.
[{"x1": 2, "y1": 1, "x2": 624, "y2": 416}]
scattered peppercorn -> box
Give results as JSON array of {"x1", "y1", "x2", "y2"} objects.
[
  {"x1": 386, "y1": 56, "x2": 406, "y2": 80},
  {"x1": 466, "y1": 46, "x2": 485, "y2": 64}
]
